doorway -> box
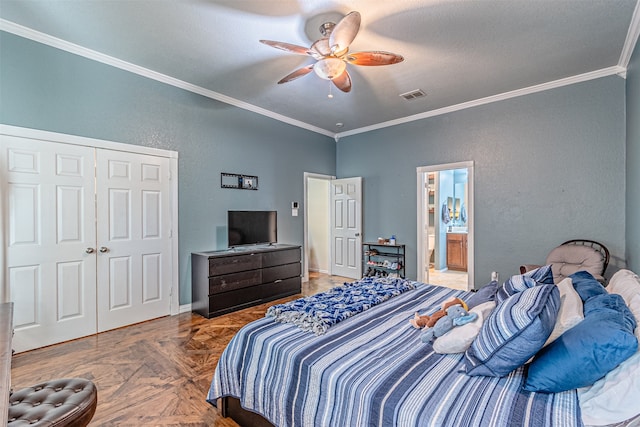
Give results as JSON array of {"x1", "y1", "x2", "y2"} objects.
[
  {"x1": 303, "y1": 173, "x2": 363, "y2": 282},
  {"x1": 303, "y1": 173, "x2": 332, "y2": 282},
  {"x1": 416, "y1": 162, "x2": 474, "y2": 291}
]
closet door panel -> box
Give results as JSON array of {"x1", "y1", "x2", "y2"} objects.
[
  {"x1": 1, "y1": 136, "x2": 97, "y2": 352},
  {"x1": 96, "y1": 149, "x2": 171, "y2": 332}
]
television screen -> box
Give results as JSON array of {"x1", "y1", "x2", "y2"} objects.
[{"x1": 228, "y1": 210, "x2": 277, "y2": 247}]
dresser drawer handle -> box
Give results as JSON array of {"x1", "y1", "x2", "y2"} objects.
[{"x1": 274, "y1": 279, "x2": 283, "y2": 283}]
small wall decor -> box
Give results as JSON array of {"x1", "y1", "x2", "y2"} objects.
[{"x1": 221, "y1": 172, "x2": 259, "y2": 190}]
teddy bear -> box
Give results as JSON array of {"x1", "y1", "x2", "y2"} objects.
[
  {"x1": 420, "y1": 304, "x2": 478, "y2": 343},
  {"x1": 409, "y1": 297, "x2": 468, "y2": 329}
]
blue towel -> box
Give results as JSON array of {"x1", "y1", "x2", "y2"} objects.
[
  {"x1": 460, "y1": 203, "x2": 467, "y2": 223},
  {"x1": 441, "y1": 202, "x2": 451, "y2": 224}
]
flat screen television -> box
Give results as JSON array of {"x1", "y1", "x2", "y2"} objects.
[{"x1": 227, "y1": 210, "x2": 277, "y2": 247}]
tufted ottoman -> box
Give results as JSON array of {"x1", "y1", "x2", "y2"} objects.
[{"x1": 8, "y1": 378, "x2": 97, "y2": 426}]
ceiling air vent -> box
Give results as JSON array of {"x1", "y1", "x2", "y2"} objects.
[{"x1": 399, "y1": 89, "x2": 426, "y2": 100}]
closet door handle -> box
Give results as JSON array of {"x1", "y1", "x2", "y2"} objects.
[
  {"x1": 86, "y1": 248, "x2": 96, "y2": 254},
  {"x1": 99, "y1": 246, "x2": 109, "y2": 253}
]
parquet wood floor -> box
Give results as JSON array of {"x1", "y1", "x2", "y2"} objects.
[{"x1": 10, "y1": 273, "x2": 349, "y2": 426}]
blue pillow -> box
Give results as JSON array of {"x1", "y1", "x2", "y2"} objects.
[
  {"x1": 464, "y1": 283, "x2": 560, "y2": 377},
  {"x1": 524, "y1": 293, "x2": 638, "y2": 393},
  {"x1": 569, "y1": 270, "x2": 606, "y2": 302},
  {"x1": 467, "y1": 281, "x2": 498, "y2": 309},
  {"x1": 496, "y1": 265, "x2": 554, "y2": 303}
]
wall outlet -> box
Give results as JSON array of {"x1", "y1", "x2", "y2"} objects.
[{"x1": 491, "y1": 271, "x2": 499, "y2": 282}]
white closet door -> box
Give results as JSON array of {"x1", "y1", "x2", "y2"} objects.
[
  {"x1": 330, "y1": 177, "x2": 362, "y2": 279},
  {"x1": 1, "y1": 136, "x2": 97, "y2": 352},
  {"x1": 95, "y1": 149, "x2": 171, "y2": 332}
]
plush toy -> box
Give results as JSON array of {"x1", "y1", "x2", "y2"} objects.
[
  {"x1": 420, "y1": 304, "x2": 478, "y2": 343},
  {"x1": 409, "y1": 297, "x2": 468, "y2": 329}
]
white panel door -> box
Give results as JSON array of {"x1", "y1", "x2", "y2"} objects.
[
  {"x1": 330, "y1": 177, "x2": 362, "y2": 279},
  {"x1": 1, "y1": 136, "x2": 97, "y2": 352},
  {"x1": 95, "y1": 149, "x2": 171, "y2": 332}
]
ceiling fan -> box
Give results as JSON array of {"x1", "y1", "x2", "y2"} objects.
[{"x1": 260, "y1": 11, "x2": 404, "y2": 94}]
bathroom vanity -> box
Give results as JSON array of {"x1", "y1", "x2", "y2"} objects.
[{"x1": 446, "y1": 233, "x2": 468, "y2": 271}]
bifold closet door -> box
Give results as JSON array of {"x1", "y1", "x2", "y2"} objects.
[
  {"x1": 2, "y1": 137, "x2": 97, "y2": 352},
  {"x1": 95, "y1": 149, "x2": 171, "y2": 332}
]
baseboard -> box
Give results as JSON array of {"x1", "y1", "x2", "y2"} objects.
[{"x1": 179, "y1": 304, "x2": 192, "y2": 314}]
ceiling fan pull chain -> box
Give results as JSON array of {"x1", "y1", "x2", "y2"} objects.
[{"x1": 328, "y1": 81, "x2": 334, "y2": 99}]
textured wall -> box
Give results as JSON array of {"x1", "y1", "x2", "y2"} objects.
[
  {"x1": 0, "y1": 31, "x2": 337, "y2": 304},
  {"x1": 337, "y1": 77, "x2": 626, "y2": 287},
  {"x1": 627, "y1": 41, "x2": 640, "y2": 273}
]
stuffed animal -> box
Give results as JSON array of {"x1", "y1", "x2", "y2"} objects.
[
  {"x1": 409, "y1": 297, "x2": 468, "y2": 329},
  {"x1": 420, "y1": 304, "x2": 478, "y2": 343}
]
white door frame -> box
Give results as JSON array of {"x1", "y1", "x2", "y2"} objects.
[
  {"x1": 0, "y1": 124, "x2": 180, "y2": 315},
  {"x1": 303, "y1": 172, "x2": 334, "y2": 283},
  {"x1": 416, "y1": 161, "x2": 474, "y2": 290}
]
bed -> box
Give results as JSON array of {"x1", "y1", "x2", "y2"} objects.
[{"x1": 207, "y1": 269, "x2": 640, "y2": 427}]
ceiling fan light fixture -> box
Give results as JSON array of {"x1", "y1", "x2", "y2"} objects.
[{"x1": 314, "y1": 57, "x2": 346, "y2": 80}]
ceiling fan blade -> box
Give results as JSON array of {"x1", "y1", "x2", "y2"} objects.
[
  {"x1": 277, "y1": 64, "x2": 315, "y2": 84},
  {"x1": 329, "y1": 11, "x2": 361, "y2": 54},
  {"x1": 310, "y1": 38, "x2": 331, "y2": 58},
  {"x1": 260, "y1": 39, "x2": 313, "y2": 56},
  {"x1": 346, "y1": 51, "x2": 404, "y2": 66},
  {"x1": 331, "y1": 70, "x2": 352, "y2": 93}
]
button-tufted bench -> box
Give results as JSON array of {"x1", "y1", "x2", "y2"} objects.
[{"x1": 8, "y1": 378, "x2": 97, "y2": 426}]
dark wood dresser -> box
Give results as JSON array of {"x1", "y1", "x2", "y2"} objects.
[
  {"x1": 1, "y1": 302, "x2": 13, "y2": 423},
  {"x1": 191, "y1": 244, "x2": 301, "y2": 318}
]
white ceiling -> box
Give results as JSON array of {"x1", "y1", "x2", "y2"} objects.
[{"x1": 1, "y1": 0, "x2": 639, "y2": 138}]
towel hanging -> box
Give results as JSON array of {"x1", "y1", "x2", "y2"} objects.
[
  {"x1": 460, "y1": 203, "x2": 467, "y2": 223},
  {"x1": 441, "y1": 202, "x2": 451, "y2": 224}
]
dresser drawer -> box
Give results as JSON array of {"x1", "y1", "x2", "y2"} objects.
[
  {"x1": 262, "y1": 263, "x2": 301, "y2": 283},
  {"x1": 208, "y1": 253, "x2": 261, "y2": 276},
  {"x1": 209, "y1": 270, "x2": 262, "y2": 295},
  {"x1": 207, "y1": 277, "x2": 301, "y2": 317},
  {"x1": 262, "y1": 248, "x2": 300, "y2": 268}
]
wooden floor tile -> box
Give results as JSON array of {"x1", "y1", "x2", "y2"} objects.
[{"x1": 10, "y1": 273, "x2": 348, "y2": 426}]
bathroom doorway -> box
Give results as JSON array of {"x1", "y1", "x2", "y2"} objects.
[{"x1": 416, "y1": 162, "x2": 474, "y2": 291}]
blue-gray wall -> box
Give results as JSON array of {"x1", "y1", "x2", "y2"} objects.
[
  {"x1": 0, "y1": 32, "x2": 337, "y2": 305},
  {"x1": 1, "y1": 30, "x2": 634, "y2": 297},
  {"x1": 337, "y1": 77, "x2": 626, "y2": 287},
  {"x1": 627, "y1": 39, "x2": 640, "y2": 273}
]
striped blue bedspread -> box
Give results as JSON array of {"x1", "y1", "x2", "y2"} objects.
[{"x1": 208, "y1": 283, "x2": 583, "y2": 427}]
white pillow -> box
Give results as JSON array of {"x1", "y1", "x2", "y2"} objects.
[
  {"x1": 579, "y1": 350, "x2": 640, "y2": 425},
  {"x1": 433, "y1": 301, "x2": 495, "y2": 354},
  {"x1": 578, "y1": 269, "x2": 640, "y2": 425},
  {"x1": 543, "y1": 277, "x2": 584, "y2": 346},
  {"x1": 607, "y1": 269, "x2": 640, "y2": 312}
]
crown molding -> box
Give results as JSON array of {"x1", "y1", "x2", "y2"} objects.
[
  {"x1": 0, "y1": 19, "x2": 334, "y2": 138},
  {"x1": 619, "y1": 0, "x2": 640, "y2": 70},
  {"x1": 336, "y1": 66, "x2": 626, "y2": 139}
]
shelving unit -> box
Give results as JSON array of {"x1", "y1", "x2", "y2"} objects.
[{"x1": 362, "y1": 242, "x2": 406, "y2": 278}]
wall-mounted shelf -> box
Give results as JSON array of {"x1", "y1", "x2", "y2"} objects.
[{"x1": 221, "y1": 172, "x2": 258, "y2": 190}]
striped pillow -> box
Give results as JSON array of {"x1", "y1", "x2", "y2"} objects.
[
  {"x1": 464, "y1": 283, "x2": 560, "y2": 377},
  {"x1": 496, "y1": 264, "x2": 554, "y2": 303}
]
